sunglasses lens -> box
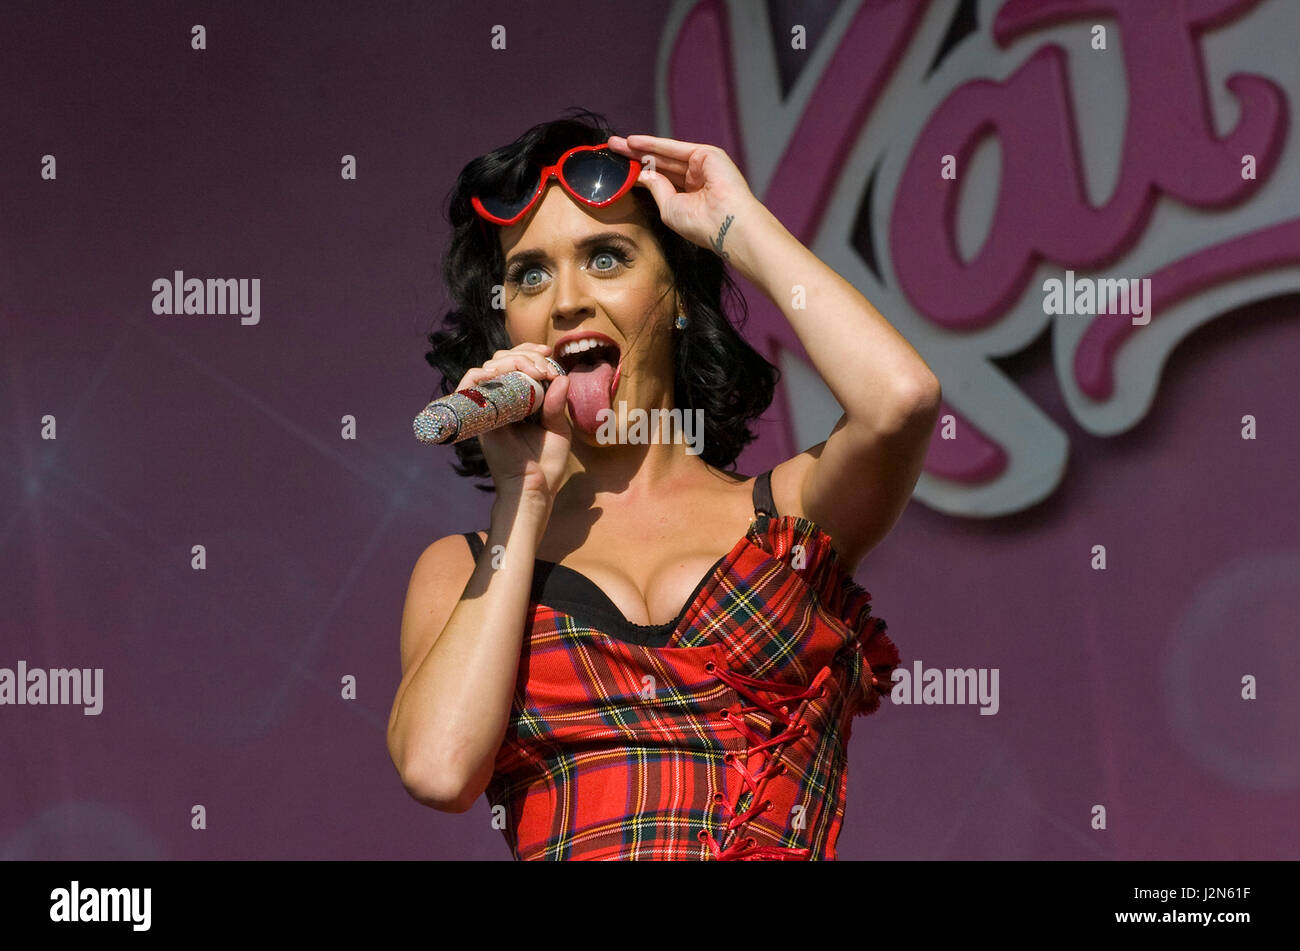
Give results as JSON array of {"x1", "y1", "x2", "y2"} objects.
[
  {"x1": 476, "y1": 189, "x2": 533, "y2": 221},
  {"x1": 562, "y1": 149, "x2": 632, "y2": 204}
]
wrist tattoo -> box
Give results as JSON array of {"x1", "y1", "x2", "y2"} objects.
[{"x1": 710, "y1": 214, "x2": 734, "y2": 262}]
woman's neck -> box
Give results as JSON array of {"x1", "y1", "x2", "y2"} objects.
[{"x1": 555, "y1": 440, "x2": 722, "y2": 515}]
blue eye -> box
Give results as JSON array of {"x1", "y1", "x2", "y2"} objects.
[{"x1": 505, "y1": 263, "x2": 542, "y2": 286}]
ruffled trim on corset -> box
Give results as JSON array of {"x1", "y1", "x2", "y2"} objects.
[
  {"x1": 853, "y1": 614, "x2": 899, "y2": 716},
  {"x1": 749, "y1": 514, "x2": 900, "y2": 717}
]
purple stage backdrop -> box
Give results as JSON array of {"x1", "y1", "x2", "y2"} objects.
[{"x1": 2, "y1": 0, "x2": 1297, "y2": 860}]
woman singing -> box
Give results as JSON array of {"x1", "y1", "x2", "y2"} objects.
[{"x1": 387, "y1": 109, "x2": 940, "y2": 860}]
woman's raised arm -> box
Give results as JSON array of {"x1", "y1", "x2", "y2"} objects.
[{"x1": 609, "y1": 133, "x2": 941, "y2": 568}]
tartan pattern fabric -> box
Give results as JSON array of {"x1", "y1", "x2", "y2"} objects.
[{"x1": 485, "y1": 512, "x2": 899, "y2": 860}]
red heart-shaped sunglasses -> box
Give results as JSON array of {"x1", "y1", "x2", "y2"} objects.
[{"x1": 471, "y1": 144, "x2": 641, "y2": 227}]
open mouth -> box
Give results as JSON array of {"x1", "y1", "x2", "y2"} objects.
[
  {"x1": 554, "y1": 334, "x2": 624, "y2": 432},
  {"x1": 555, "y1": 338, "x2": 621, "y2": 374}
]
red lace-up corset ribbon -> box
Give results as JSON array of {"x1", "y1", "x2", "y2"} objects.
[{"x1": 697, "y1": 662, "x2": 837, "y2": 860}]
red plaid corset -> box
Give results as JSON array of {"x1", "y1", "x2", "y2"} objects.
[{"x1": 479, "y1": 471, "x2": 899, "y2": 860}]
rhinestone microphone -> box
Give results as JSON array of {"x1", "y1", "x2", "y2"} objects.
[{"x1": 413, "y1": 357, "x2": 567, "y2": 445}]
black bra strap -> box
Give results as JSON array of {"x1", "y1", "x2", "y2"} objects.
[
  {"x1": 462, "y1": 531, "x2": 485, "y2": 559},
  {"x1": 752, "y1": 469, "x2": 777, "y2": 518}
]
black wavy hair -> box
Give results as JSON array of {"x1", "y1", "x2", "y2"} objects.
[{"x1": 425, "y1": 107, "x2": 779, "y2": 492}]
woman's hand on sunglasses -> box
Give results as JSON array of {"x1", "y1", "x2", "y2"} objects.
[{"x1": 606, "y1": 134, "x2": 760, "y2": 258}]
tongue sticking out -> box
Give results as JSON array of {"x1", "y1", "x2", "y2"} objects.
[{"x1": 565, "y1": 356, "x2": 617, "y2": 433}]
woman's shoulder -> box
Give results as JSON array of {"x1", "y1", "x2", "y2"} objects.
[
  {"x1": 411, "y1": 532, "x2": 480, "y2": 580},
  {"x1": 397, "y1": 532, "x2": 483, "y2": 676}
]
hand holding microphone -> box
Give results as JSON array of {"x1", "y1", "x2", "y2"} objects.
[
  {"x1": 413, "y1": 351, "x2": 567, "y2": 445},
  {"x1": 414, "y1": 343, "x2": 574, "y2": 504}
]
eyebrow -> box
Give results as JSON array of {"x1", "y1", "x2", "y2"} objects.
[{"x1": 505, "y1": 231, "x2": 638, "y2": 270}]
